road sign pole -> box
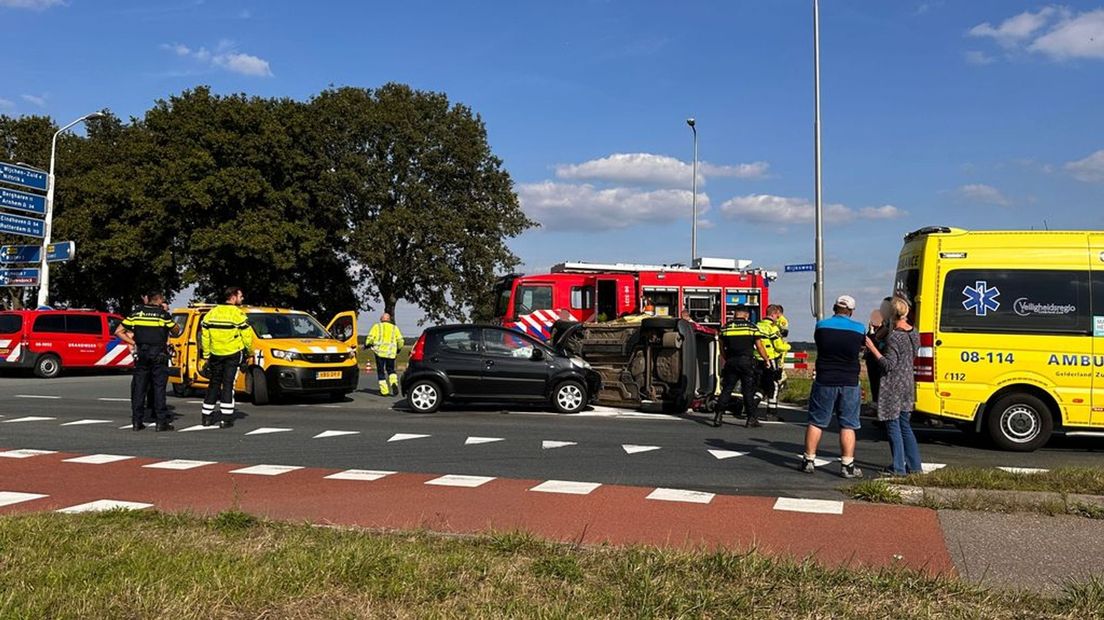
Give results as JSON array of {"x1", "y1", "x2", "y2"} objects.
[{"x1": 812, "y1": 0, "x2": 825, "y2": 321}]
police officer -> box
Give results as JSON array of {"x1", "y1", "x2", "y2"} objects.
[
  {"x1": 200, "y1": 286, "x2": 254, "y2": 428},
  {"x1": 366, "y1": 312, "x2": 404, "y2": 396},
  {"x1": 756, "y1": 304, "x2": 791, "y2": 419},
  {"x1": 116, "y1": 292, "x2": 181, "y2": 432},
  {"x1": 713, "y1": 305, "x2": 771, "y2": 428}
]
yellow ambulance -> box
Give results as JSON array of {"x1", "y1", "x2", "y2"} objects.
[
  {"x1": 168, "y1": 304, "x2": 359, "y2": 405},
  {"x1": 895, "y1": 227, "x2": 1104, "y2": 451}
]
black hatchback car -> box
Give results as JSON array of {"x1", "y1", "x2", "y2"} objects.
[{"x1": 400, "y1": 324, "x2": 602, "y2": 413}]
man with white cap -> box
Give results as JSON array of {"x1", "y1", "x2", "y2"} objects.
[{"x1": 801, "y1": 294, "x2": 866, "y2": 478}]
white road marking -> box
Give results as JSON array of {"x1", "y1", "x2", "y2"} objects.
[
  {"x1": 921, "y1": 463, "x2": 947, "y2": 473},
  {"x1": 62, "y1": 454, "x2": 134, "y2": 465},
  {"x1": 773, "y1": 497, "x2": 845, "y2": 515},
  {"x1": 186, "y1": 400, "x2": 204, "y2": 404},
  {"x1": 0, "y1": 449, "x2": 57, "y2": 459},
  {"x1": 647, "y1": 488, "x2": 715, "y2": 504},
  {"x1": 529, "y1": 480, "x2": 601, "y2": 495},
  {"x1": 244, "y1": 427, "x2": 294, "y2": 436},
  {"x1": 508, "y1": 410, "x2": 682, "y2": 421},
  {"x1": 143, "y1": 459, "x2": 216, "y2": 470},
  {"x1": 998, "y1": 466, "x2": 1050, "y2": 475},
  {"x1": 0, "y1": 491, "x2": 48, "y2": 508},
  {"x1": 542, "y1": 440, "x2": 577, "y2": 449},
  {"x1": 60, "y1": 419, "x2": 114, "y2": 426},
  {"x1": 313, "y1": 430, "x2": 360, "y2": 439},
  {"x1": 324, "y1": 469, "x2": 396, "y2": 481},
  {"x1": 708, "y1": 449, "x2": 748, "y2": 460},
  {"x1": 177, "y1": 424, "x2": 219, "y2": 432},
  {"x1": 57, "y1": 499, "x2": 153, "y2": 514},
  {"x1": 96, "y1": 398, "x2": 131, "y2": 402},
  {"x1": 229, "y1": 464, "x2": 304, "y2": 476},
  {"x1": 3, "y1": 416, "x2": 57, "y2": 423},
  {"x1": 13, "y1": 395, "x2": 61, "y2": 400},
  {"x1": 464, "y1": 436, "x2": 505, "y2": 445},
  {"x1": 118, "y1": 425, "x2": 132, "y2": 429},
  {"x1": 622, "y1": 444, "x2": 661, "y2": 455},
  {"x1": 425, "y1": 474, "x2": 495, "y2": 488},
  {"x1": 388, "y1": 433, "x2": 430, "y2": 442}
]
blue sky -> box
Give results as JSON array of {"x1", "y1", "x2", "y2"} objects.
[{"x1": 3, "y1": 0, "x2": 1103, "y2": 338}]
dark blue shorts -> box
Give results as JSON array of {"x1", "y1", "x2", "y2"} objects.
[{"x1": 807, "y1": 382, "x2": 862, "y2": 430}]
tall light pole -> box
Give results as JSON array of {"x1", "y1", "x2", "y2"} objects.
[
  {"x1": 37, "y1": 110, "x2": 105, "y2": 308},
  {"x1": 812, "y1": 0, "x2": 825, "y2": 320},
  {"x1": 687, "y1": 117, "x2": 697, "y2": 266}
]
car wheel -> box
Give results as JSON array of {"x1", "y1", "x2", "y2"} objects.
[
  {"x1": 986, "y1": 393, "x2": 1053, "y2": 452},
  {"x1": 251, "y1": 368, "x2": 270, "y2": 406},
  {"x1": 33, "y1": 354, "x2": 61, "y2": 379},
  {"x1": 408, "y1": 380, "x2": 441, "y2": 413},
  {"x1": 552, "y1": 380, "x2": 587, "y2": 414}
]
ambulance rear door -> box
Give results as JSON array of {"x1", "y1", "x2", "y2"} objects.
[{"x1": 1092, "y1": 234, "x2": 1104, "y2": 425}]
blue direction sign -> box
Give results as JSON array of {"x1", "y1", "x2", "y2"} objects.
[
  {"x1": 0, "y1": 268, "x2": 40, "y2": 287},
  {"x1": 0, "y1": 186, "x2": 47, "y2": 216},
  {"x1": 0, "y1": 162, "x2": 48, "y2": 192},
  {"x1": 784, "y1": 263, "x2": 817, "y2": 273},
  {"x1": 0, "y1": 212, "x2": 45, "y2": 238},
  {"x1": 47, "y1": 241, "x2": 74, "y2": 262},
  {"x1": 0, "y1": 242, "x2": 75, "y2": 264}
]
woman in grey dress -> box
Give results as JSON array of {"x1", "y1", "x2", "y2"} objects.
[{"x1": 864, "y1": 297, "x2": 922, "y2": 475}]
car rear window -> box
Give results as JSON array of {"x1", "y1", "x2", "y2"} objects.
[
  {"x1": 32, "y1": 314, "x2": 66, "y2": 333},
  {"x1": 0, "y1": 315, "x2": 21, "y2": 334}
]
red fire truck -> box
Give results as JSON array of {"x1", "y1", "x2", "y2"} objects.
[{"x1": 492, "y1": 258, "x2": 776, "y2": 340}]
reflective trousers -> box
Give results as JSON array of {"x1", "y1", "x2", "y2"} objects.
[
  {"x1": 375, "y1": 354, "x2": 398, "y2": 395},
  {"x1": 202, "y1": 351, "x2": 243, "y2": 419}
]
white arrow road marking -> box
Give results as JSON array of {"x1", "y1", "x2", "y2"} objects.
[
  {"x1": 62, "y1": 454, "x2": 134, "y2": 465},
  {"x1": 0, "y1": 449, "x2": 57, "y2": 459},
  {"x1": 3, "y1": 416, "x2": 57, "y2": 423},
  {"x1": 324, "y1": 469, "x2": 396, "y2": 481},
  {"x1": 177, "y1": 424, "x2": 219, "y2": 432},
  {"x1": 708, "y1": 449, "x2": 748, "y2": 460},
  {"x1": 244, "y1": 427, "x2": 294, "y2": 436},
  {"x1": 646, "y1": 488, "x2": 715, "y2": 504},
  {"x1": 425, "y1": 474, "x2": 495, "y2": 488},
  {"x1": 0, "y1": 491, "x2": 48, "y2": 508},
  {"x1": 464, "y1": 436, "x2": 505, "y2": 445},
  {"x1": 388, "y1": 433, "x2": 430, "y2": 442},
  {"x1": 143, "y1": 460, "x2": 216, "y2": 470},
  {"x1": 57, "y1": 499, "x2": 153, "y2": 514},
  {"x1": 773, "y1": 497, "x2": 845, "y2": 515},
  {"x1": 921, "y1": 463, "x2": 947, "y2": 473},
  {"x1": 229, "y1": 464, "x2": 303, "y2": 476},
  {"x1": 60, "y1": 419, "x2": 114, "y2": 426},
  {"x1": 529, "y1": 480, "x2": 601, "y2": 495},
  {"x1": 541, "y1": 440, "x2": 577, "y2": 449},
  {"x1": 622, "y1": 444, "x2": 661, "y2": 455},
  {"x1": 313, "y1": 430, "x2": 361, "y2": 439},
  {"x1": 14, "y1": 395, "x2": 60, "y2": 400}
]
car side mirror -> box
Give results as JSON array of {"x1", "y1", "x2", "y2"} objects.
[{"x1": 530, "y1": 348, "x2": 544, "y2": 361}]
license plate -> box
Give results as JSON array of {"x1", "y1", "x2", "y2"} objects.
[{"x1": 317, "y1": 371, "x2": 342, "y2": 380}]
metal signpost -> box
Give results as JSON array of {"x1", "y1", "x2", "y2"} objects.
[{"x1": 0, "y1": 268, "x2": 41, "y2": 287}]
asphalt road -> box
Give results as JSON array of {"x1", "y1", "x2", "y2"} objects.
[{"x1": 1, "y1": 372, "x2": 1102, "y2": 500}]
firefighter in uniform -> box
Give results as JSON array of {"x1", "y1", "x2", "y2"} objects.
[
  {"x1": 756, "y1": 304, "x2": 790, "y2": 419},
  {"x1": 713, "y1": 306, "x2": 772, "y2": 428},
  {"x1": 366, "y1": 313, "x2": 404, "y2": 396},
  {"x1": 200, "y1": 287, "x2": 254, "y2": 428},
  {"x1": 116, "y1": 292, "x2": 182, "y2": 432}
]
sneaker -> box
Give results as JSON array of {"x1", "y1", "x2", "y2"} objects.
[
  {"x1": 841, "y1": 462, "x2": 864, "y2": 479},
  {"x1": 156, "y1": 422, "x2": 175, "y2": 432},
  {"x1": 131, "y1": 421, "x2": 146, "y2": 432},
  {"x1": 800, "y1": 457, "x2": 816, "y2": 474},
  {"x1": 745, "y1": 417, "x2": 762, "y2": 428}
]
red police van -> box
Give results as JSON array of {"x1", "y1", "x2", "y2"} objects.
[{"x1": 0, "y1": 309, "x2": 133, "y2": 378}]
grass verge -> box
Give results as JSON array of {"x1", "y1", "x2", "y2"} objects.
[
  {"x1": 892, "y1": 467, "x2": 1104, "y2": 495},
  {"x1": 2, "y1": 509, "x2": 1103, "y2": 618}
]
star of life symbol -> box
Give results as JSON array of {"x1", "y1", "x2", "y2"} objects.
[{"x1": 962, "y1": 281, "x2": 1000, "y2": 316}]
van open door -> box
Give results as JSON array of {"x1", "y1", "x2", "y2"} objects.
[{"x1": 326, "y1": 311, "x2": 358, "y2": 350}]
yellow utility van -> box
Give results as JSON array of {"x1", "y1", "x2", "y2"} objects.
[
  {"x1": 168, "y1": 304, "x2": 359, "y2": 404},
  {"x1": 895, "y1": 227, "x2": 1104, "y2": 451}
]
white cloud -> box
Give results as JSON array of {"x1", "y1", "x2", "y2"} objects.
[
  {"x1": 0, "y1": 97, "x2": 14, "y2": 110},
  {"x1": 964, "y1": 50, "x2": 996, "y2": 65},
  {"x1": 554, "y1": 152, "x2": 768, "y2": 187},
  {"x1": 20, "y1": 93, "x2": 46, "y2": 107},
  {"x1": 518, "y1": 181, "x2": 708, "y2": 231},
  {"x1": 1066, "y1": 149, "x2": 1104, "y2": 182},
  {"x1": 968, "y1": 7, "x2": 1059, "y2": 47},
  {"x1": 161, "y1": 41, "x2": 273, "y2": 77},
  {"x1": 955, "y1": 183, "x2": 1010, "y2": 206},
  {"x1": 718, "y1": 194, "x2": 905, "y2": 225},
  {"x1": 0, "y1": 0, "x2": 65, "y2": 9},
  {"x1": 1029, "y1": 8, "x2": 1104, "y2": 60}
]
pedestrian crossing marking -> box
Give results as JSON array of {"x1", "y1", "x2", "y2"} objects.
[{"x1": 622, "y1": 444, "x2": 660, "y2": 455}]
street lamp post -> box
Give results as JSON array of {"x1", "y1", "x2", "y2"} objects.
[
  {"x1": 36, "y1": 111, "x2": 105, "y2": 308},
  {"x1": 812, "y1": 0, "x2": 825, "y2": 320},
  {"x1": 687, "y1": 118, "x2": 697, "y2": 266}
]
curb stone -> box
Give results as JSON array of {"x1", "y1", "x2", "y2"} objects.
[{"x1": 889, "y1": 484, "x2": 1104, "y2": 515}]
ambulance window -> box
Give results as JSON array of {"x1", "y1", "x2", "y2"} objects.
[
  {"x1": 941, "y1": 269, "x2": 1091, "y2": 335},
  {"x1": 515, "y1": 285, "x2": 553, "y2": 316},
  {"x1": 33, "y1": 314, "x2": 66, "y2": 333},
  {"x1": 1094, "y1": 273, "x2": 1104, "y2": 325},
  {"x1": 0, "y1": 315, "x2": 21, "y2": 334},
  {"x1": 894, "y1": 269, "x2": 920, "y2": 323},
  {"x1": 67, "y1": 315, "x2": 103, "y2": 335},
  {"x1": 570, "y1": 287, "x2": 593, "y2": 310}
]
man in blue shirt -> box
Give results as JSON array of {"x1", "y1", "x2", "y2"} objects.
[{"x1": 802, "y1": 295, "x2": 866, "y2": 478}]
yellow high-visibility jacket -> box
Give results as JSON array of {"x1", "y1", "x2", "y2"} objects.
[
  {"x1": 366, "y1": 321, "x2": 403, "y2": 359},
  {"x1": 201, "y1": 304, "x2": 254, "y2": 357}
]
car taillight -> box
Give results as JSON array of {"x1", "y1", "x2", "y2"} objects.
[
  {"x1": 409, "y1": 334, "x2": 426, "y2": 362},
  {"x1": 915, "y1": 331, "x2": 934, "y2": 382}
]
